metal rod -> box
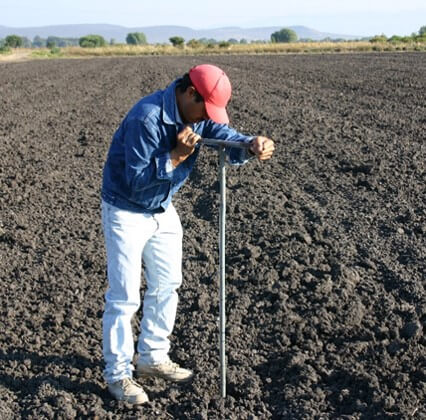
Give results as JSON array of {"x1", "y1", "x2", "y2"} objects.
[
  {"x1": 218, "y1": 145, "x2": 227, "y2": 398},
  {"x1": 202, "y1": 138, "x2": 251, "y2": 150},
  {"x1": 203, "y1": 137, "x2": 249, "y2": 398}
]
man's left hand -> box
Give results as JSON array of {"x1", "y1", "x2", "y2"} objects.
[{"x1": 250, "y1": 136, "x2": 275, "y2": 160}]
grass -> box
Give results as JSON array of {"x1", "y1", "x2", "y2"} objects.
[
  {"x1": 31, "y1": 47, "x2": 64, "y2": 58},
  {"x1": 0, "y1": 46, "x2": 11, "y2": 54},
  {"x1": 7, "y1": 40, "x2": 423, "y2": 60}
]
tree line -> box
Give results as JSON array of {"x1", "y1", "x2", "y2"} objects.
[{"x1": 1, "y1": 26, "x2": 425, "y2": 50}]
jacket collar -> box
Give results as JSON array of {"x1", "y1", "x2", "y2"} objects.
[{"x1": 162, "y1": 79, "x2": 181, "y2": 126}]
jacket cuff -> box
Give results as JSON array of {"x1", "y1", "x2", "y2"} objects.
[{"x1": 228, "y1": 138, "x2": 255, "y2": 165}]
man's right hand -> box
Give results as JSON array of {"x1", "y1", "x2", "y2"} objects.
[{"x1": 170, "y1": 126, "x2": 201, "y2": 167}]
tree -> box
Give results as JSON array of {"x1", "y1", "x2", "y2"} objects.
[
  {"x1": 419, "y1": 26, "x2": 426, "y2": 36},
  {"x1": 388, "y1": 35, "x2": 402, "y2": 43},
  {"x1": 0, "y1": 43, "x2": 10, "y2": 52},
  {"x1": 126, "y1": 32, "x2": 147, "y2": 45},
  {"x1": 415, "y1": 26, "x2": 426, "y2": 41},
  {"x1": 79, "y1": 34, "x2": 106, "y2": 48},
  {"x1": 21, "y1": 37, "x2": 31, "y2": 48},
  {"x1": 46, "y1": 39, "x2": 56, "y2": 49},
  {"x1": 47, "y1": 36, "x2": 67, "y2": 47},
  {"x1": 169, "y1": 36, "x2": 185, "y2": 47},
  {"x1": 5, "y1": 35, "x2": 23, "y2": 48},
  {"x1": 186, "y1": 39, "x2": 201, "y2": 48},
  {"x1": 32, "y1": 35, "x2": 46, "y2": 48},
  {"x1": 271, "y1": 28, "x2": 298, "y2": 43},
  {"x1": 369, "y1": 34, "x2": 387, "y2": 43}
]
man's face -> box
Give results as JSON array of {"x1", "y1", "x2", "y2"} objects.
[{"x1": 180, "y1": 87, "x2": 209, "y2": 124}]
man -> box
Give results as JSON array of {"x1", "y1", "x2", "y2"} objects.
[{"x1": 101, "y1": 64, "x2": 275, "y2": 404}]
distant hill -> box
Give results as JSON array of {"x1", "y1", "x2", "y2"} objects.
[{"x1": 0, "y1": 24, "x2": 361, "y2": 43}]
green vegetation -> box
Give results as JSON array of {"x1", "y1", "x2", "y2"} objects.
[
  {"x1": 46, "y1": 39, "x2": 56, "y2": 49},
  {"x1": 0, "y1": 37, "x2": 10, "y2": 53},
  {"x1": 32, "y1": 36, "x2": 45, "y2": 47},
  {"x1": 387, "y1": 35, "x2": 410, "y2": 43},
  {"x1": 219, "y1": 41, "x2": 231, "y2": 48},
  {"x1": 271, "y1": 28, "x2": 298, "y2": 43},
  {"x1": 79, "y1": 35, "x2": 106, "y2": 48},
  {"x1": 186, "y1": 39, "x2": 202, "y2": 48},
  {"x1": 4, "y1": 34, "x2": 32, "y2": 48},
  {"x1": 5, "y1": 35, "x2": 23, "y2": 48},
  {"x1": 169, "y1": 36, "x2": 185, "y2": 47},
  {"x1": 40, "y1": 39, "x2": 424, "y2": 60},
  {"x1": 0, "y1": 45, "x2": 11, "y2": 54},
  {"x1": 0, "y1": 25, "x2": 424, "y2": 60},
  {"x1": 370, "y1": 34, "x2": 389, "y2": 43},
  {"x1": 46, "y1": 36, "x2": 79, "y2": 47},
  {"x1": 31, "y1": 46, "x2": 63, "y2": 58},
  {"x1": 126, "y1": 32, "x2": 147, "y2": 45},
  {"x1": 2, "y1": 34, "x2": 78, "y2": 48},
  {"x1": 369, "y1": 26, "x2": 426, "y2": 44}
]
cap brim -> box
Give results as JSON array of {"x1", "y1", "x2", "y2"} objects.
[{"x1": 205, "y1": 101, "x2": 229, "y2": 124}]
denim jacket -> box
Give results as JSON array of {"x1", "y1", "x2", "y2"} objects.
[{"x1": 101, "y1": 78, "x2": 253, "y2": 213}]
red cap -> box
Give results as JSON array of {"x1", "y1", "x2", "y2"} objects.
[{"x1": 189, "y1": 64, "x2": 232, "y2": 124}]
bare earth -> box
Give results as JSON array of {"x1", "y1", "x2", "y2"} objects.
[
  {"x1": 0, "y1": 53, "x2": 425, "y2": 419},
  {"x1": 0, "y1": 50, "x2": 32, "y2": 62}
]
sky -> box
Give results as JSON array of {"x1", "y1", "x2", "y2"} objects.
[{"x1": 1, "y1": 0, "x2": 425, "y2": 37}]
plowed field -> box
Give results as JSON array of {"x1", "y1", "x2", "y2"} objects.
[{"x1": 0, "y1": 53, "x2": 425, "y2": 419}]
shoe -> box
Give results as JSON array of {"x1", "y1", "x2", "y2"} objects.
[
  {"x1": 136, "y1": 358, "x2": 194, "y2": 382},
  {"x1": 107, "y1": 377, "x2": 149, "y2": 405}
]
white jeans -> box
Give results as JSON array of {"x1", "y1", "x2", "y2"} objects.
[{"x1": 101, "y1": 200, "x2": 183, "y2": 384}]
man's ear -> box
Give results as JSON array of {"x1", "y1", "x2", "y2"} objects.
[{"x1": 187, "y1": 85, "x2": 197, "y2": 98}]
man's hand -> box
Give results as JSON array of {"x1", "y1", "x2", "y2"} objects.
[
  {"x1": 170, "y1": 126, "x2": 201, "y2": 167},
  {"x1": 249, "y1": 136, "x2": 275, "y2": 160}
]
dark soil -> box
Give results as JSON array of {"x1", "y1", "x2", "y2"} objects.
[{"x1": 0, "y1": 53, "x2": 425, "y2": 419}]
